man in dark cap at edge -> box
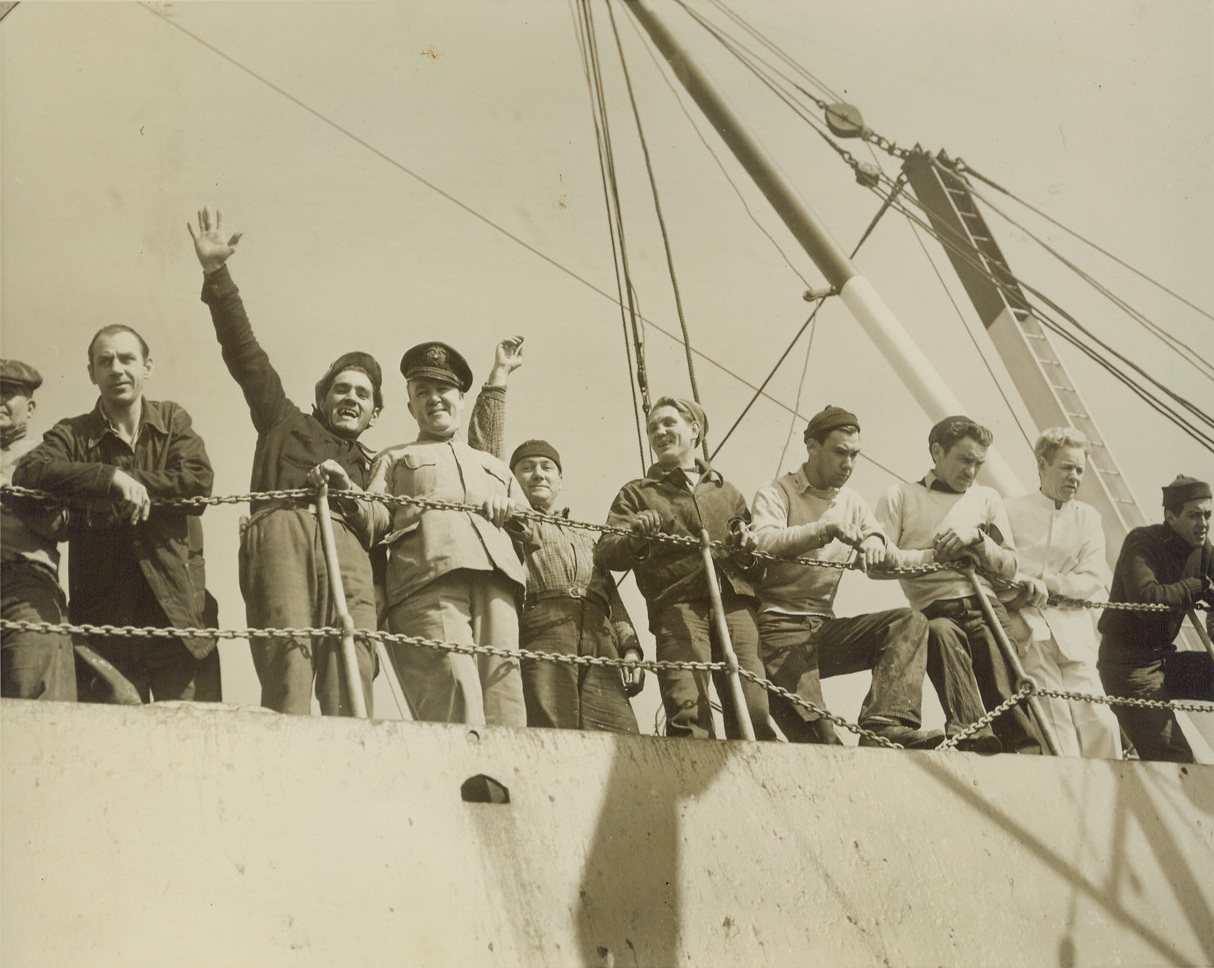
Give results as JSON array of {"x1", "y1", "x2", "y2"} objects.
[
  {"x1": 189, "y1": 208, "x2": 518, "y2": 716},
  {"x1": 1098, "y1": 474, "x2": 1214, "y2": 762},
  {"x1": 750, "y1": 405, "x2": 944, "y2": 750},
  {"x1": 1, "y1": 359, "x2": 76, "y2": 700}
]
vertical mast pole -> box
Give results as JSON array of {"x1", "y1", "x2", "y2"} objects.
[{"x1": 623, "y1": 0, "x2": 1024, "y2": 494}]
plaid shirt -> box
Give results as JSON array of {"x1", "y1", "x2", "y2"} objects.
[{"x1": 518, "y1": 508, "x2": 640, "y2": 652}]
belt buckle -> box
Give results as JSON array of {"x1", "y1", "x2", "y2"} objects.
[{"x1": 568, "y1": 586, "x2": 583, "y2": 599}]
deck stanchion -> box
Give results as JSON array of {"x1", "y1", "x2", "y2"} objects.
[
  {"x1": 960, "y1": 564, "x2": 1062, "y2": 756},
  {"x1": 314, "y1": 483, "x2": 368, "y2": 719},
  {"x1": 699, "y1": 528, "x2": 756, "y2": 741}
]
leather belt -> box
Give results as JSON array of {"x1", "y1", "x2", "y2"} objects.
[{"x1": 524, "y1": 587, "x2": 609, "y2": 614}]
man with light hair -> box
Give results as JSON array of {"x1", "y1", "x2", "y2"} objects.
[{"x1": 1003, "y1": 428, "x2": 1121, "y2": 758}]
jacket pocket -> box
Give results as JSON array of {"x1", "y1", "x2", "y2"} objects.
[{"x1": 397, "y1": 452, "x2": 439, "y2": 496}]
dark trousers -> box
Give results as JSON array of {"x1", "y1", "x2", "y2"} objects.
[
  {"x1": 1, "y1": 559, "x2": 76, "y2": 702},
  {"x1": 651, "y1": 596, "x2": 776, "y2": 741},
  {"x1": 519, "y1": 597, "x2": 639, "y2": 734},
  {"x1": 81, "y1": 573, "x2": 220, "y2": 704},
  {"x1": 1099, "y1": 646, "x2": 1214, "y2": 763},
  {"x1": 240, "y1": 508, "x2": 375, "y2": 716},
  {"x1": 758, "y1": 608, "x2": 929, "y2": 744},
  {"x1": 923, "y1": 597, "x2": 1042, "y2": 753}
]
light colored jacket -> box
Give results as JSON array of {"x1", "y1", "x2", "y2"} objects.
[{"x1": 1004, "y1": 490, "x2": 1108, "y2": 659}]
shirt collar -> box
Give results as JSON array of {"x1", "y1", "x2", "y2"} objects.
[
  {"x1": 0, "y1": 424, "x2": 26, "y2": 450},
  {"x1": 791, "y1": 464, "x2": 840, "y2": 498},
  {"x1": 645, "y1": 458, "x2": 722, "y2": 486},
  {"x1": 920, "y1": 469, "x2": 963, "y2": 494},
  {"x1": 87, "y1": 397, "x2": 165, "y2": 448}
]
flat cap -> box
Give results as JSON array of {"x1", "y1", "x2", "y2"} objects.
[
  {"x1": 0, "y1": 359, "x2": 43, "y2": 391},
  {"x1": 400, "y1": 342, "x2": 473, "y2": 393},
  {"x1": 804, "y1": 404, "x2": 859, "y2": 442},
  {"x1": 315, "y1": 351, "x2": 384, "y2": 411},
  {"x1": 1162, "y1": 474, "x2": 1211, "y2": 506},
  {"x1": 510, "y1": 439, "x2": 562, "y2": 471}
]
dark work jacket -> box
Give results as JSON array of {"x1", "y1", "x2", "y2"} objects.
[
  {"x1": 1098, "y1": 523, "x2": 1213, "y2": 661},
  {"x1": 200, "y1": 267, "x2": 504, "y2": 548},
  {"x1": 13, "y1": 400, "x2": 216, "y2": 657},
  {"x1": 201, "y1": 266, "x2": 378, "y2": 513},
  {"x1": 595, "y1": 460, "x2": 759, "y2": 629}
]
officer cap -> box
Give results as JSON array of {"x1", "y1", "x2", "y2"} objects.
[{"x1": 400, "y1": 342, "x2": 473, "y2": 393}]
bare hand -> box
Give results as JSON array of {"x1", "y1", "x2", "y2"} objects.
[
  {"x1": 933, "y1": 526, "x2": 982, "y2": 562},
  {"x1": 621, "y1": 651, "x2": 645, "y2": 698},
  {"x1": 110, "y1": 469, "x2": 151, "y2": 525},
  {"x1": 1019, "y1": 576, "x2": 1049, "y2": 609},
  {"x1": 855, "y1": 535, "x2": 888, "y2": 573},
  {"x1": 823, "y1": 520, "x2": 864, "y2": 547},
  {"x1": 481, "y1": 496, "x2": 517, "y2": 528},
  {"x1": 495, "y1": 336, "x2": 525, "y2": 372},
  {"x1": 187, "y1": 207, "x2": 242, "y2": 274},
  {"x1": 631, "y1": 510, "x2": 663, "y2": 537},
  {"x1": 307, "y1": 459, "x2": 356, "y2": 493},
  {"x1": 728, "y1": 520, "x2": 757, "y2": 554}
]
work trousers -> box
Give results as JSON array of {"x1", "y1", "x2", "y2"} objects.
[
  {"x1": 923, "y1": 597, "x2": 1043, "y2": 753},
  {"x1": 1099, "y1": 648, "x2": 1214, "y2": 763},
  {"x1": 386, "y1": 569, "x2": 526, "y2": 728},
  {"x1": 1018, "y1": 634, "x2": 1121, "y2": 759},
  {"x1": 519, "y1": 597, "x2": 639, "y2": 733},
  {"x1": 81, "y1": 571, "x2": 220, "y2": 704},
  {"x1": 758, "y1": 608, "x2": 928, "y2": 745},
  {"x1": 1, "y1": 559, "x2": 76, "y2": 702},
  {"x1": 240, "y1": 508, "x2": 375, "y2": 716},
  {"x1": 651, "y1": 596, "x2": 776, "y2": 741}
]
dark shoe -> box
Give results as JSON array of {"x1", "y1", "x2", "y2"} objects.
[
  {"x1": 956, "y1": 730, "x2": 1002, "y2": 755},
  {"x1": 859, "y1": 725, "x2": 946, "y2": 750}
]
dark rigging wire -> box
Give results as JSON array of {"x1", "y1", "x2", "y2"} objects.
[
  {"x1": 603, "y1": 0, "x2": 707, "y2": 457},
  {"x1": 956, "y1": 159, "x2": 1214, "y2": 325}
]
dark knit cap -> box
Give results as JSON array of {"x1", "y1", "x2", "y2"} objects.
[
  {"x1": 803, "y1": 405, "x2": 859, "y2": 443},
  {"x1": 510, "y1": 439, "x2": 562, "y2": 471},
  {"x1": 315, "y1": 351, "x2": 384, "y2": 411},
  {"x1": 400, "y1": 341, "x2": 474, "y2": 394},
  {"x1": 0, "y1": 359, "x2": 43, "y2": 392},
  {"x1": 1162, "y1": 474, "x2": 1212, "y2": 506}
]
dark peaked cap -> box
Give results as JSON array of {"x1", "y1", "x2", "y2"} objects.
[
  {"x1": 400, "y1": 342, "x2": 473, "y2": 393},
  {"x1": 0, "y1": 359, "x2": 43, "y2": 391}
]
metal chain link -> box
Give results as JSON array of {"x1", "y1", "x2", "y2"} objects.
[
  {"x1": 3, "y1": 485, "x2": 1207, "y2": 613},
  {"x1": 735, "y1": 668, "x2": 902, "y2": 749},
  {"x1": 937, "y1": 685, "x2": 1033, "y2": 751}
]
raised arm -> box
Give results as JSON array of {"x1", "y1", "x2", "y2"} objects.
[
  {"x1": 467, "y1": 336, "x2": 524, "y2": 460},
  {"x1": 190, "y1": 208, "x2": 295, "y2": 434}
]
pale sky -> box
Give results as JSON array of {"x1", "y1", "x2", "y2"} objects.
[{"x1": 2, "y1": 1, "x2": 1211, "y2": 729}]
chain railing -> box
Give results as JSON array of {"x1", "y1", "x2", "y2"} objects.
[{"x1": 4, "y1": 484, "x2": 1205, "y2": 615}]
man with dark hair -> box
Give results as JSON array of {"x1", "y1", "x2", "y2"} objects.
[
  {"x1": 875, "y1": 416, "x2": 1041, "y2": 754},
  {"x1": 189, "y1": 207, "x2": 517, "y2": 716},
  {"x1": 1, "y1": 359, "x2": 76, "y2": 701},
  {"x1": 751, "y1": 405, "x2": 943, "y2": 750},
  {"x1": 13, "y1": 330, "x2": 219, "y2": 703},
  {"x1": 1098, "y1": 474, "x2": 1213, "y2": 762},
  {"x1": 510, "y1": 438, "x2": 642, "y2": 733},
  {"x1": 595, "y1": 396, "x2": 776, "y2": 741}
]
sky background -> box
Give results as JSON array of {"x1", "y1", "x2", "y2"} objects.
[{"x1": 2, "y1": 1, "x2": 1211, "y2": 732}]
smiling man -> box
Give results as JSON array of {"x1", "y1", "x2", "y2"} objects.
[
  {"x1": 875, "y1": 416, "x2": 1042, "y2": 754},
  {"x1": 13, "y1": 331, "x2": 218, "y2": 703},
  {"x1": 1097, "y1": 474, "x2": 1214, "y2": 762},
  {"x1": 359, "y1": 342, "x2": 533, "y2": 728},
  {"x1": 595, "y1": 396, "x2": 776, "y2": 741},
  {"x1": 750, "y1": 406, "x2": 943, "y2": 751},
  {"x1": 1003, "y1": 428, "x2": 1121, "y2": 759},
  {"x1": 509, "y1": 439, "x2": 642, "y2": 733}
]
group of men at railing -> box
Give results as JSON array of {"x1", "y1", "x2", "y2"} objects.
[{"x1": 1, "y1": 208, "x2": 1211, "y2": 763}]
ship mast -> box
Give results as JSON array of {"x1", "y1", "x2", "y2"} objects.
[{"x1": 623, "y1": 0, "x2": 1024, "y2": 494}]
